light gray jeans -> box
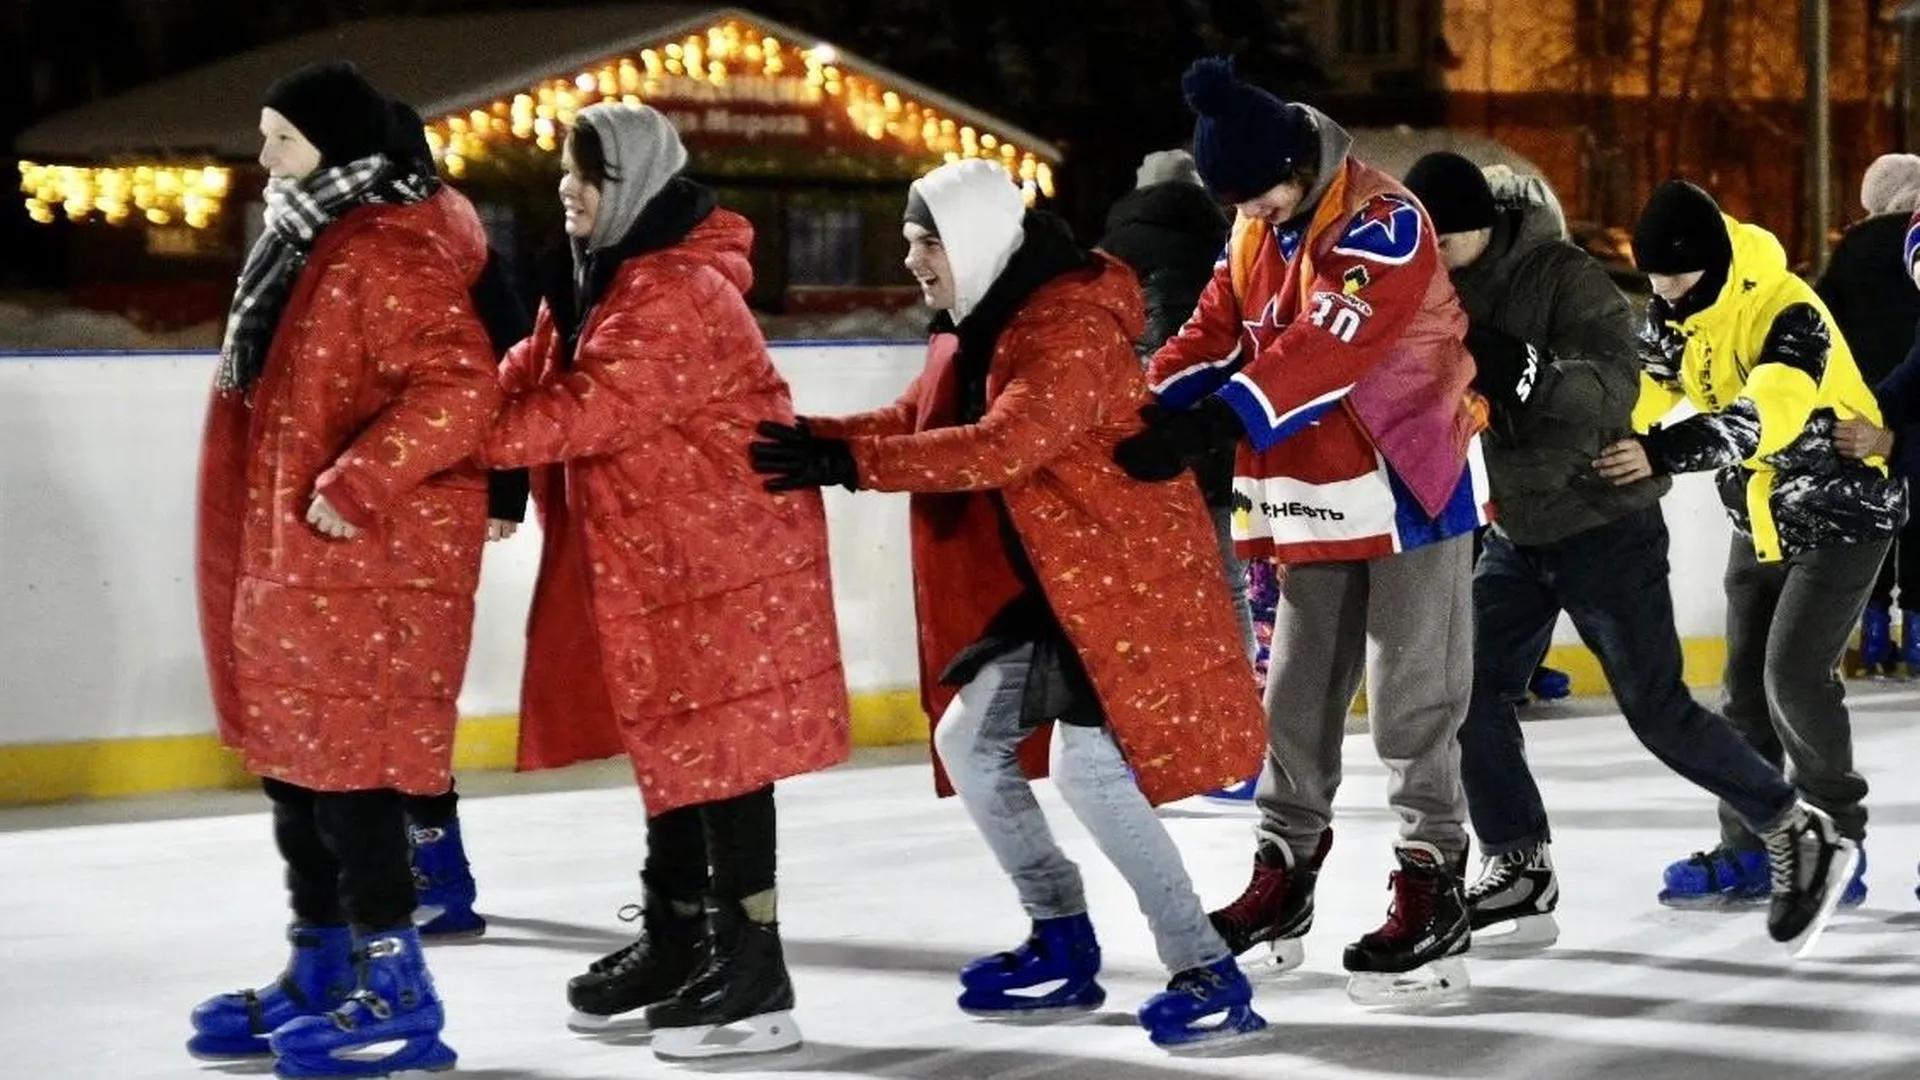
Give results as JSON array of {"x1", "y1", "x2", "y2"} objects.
[
  {"x1": 933, "y1": 643, "x2": 1229, "y2": 975},
  {"x1": 1211, "y1": 505, "x2": 1257, "y2": 663}
]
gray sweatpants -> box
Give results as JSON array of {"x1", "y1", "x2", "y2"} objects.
[
  {"x1": 1254, "y1": 533, "x2": 1474, "y2": 861},
  {"x1": 933, "y1": 644, "x2": 1228, "y2": 975},
  {"x1": 1718, "y1": 535, "x2": 1886, "y2": 847}
]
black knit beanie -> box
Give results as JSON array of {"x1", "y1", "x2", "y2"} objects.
[
  {"x1": 262, "y1": 61, "x2": 392, "y2": 168},
  {"x1": 1633, "y1": 179, "x2": 1732, "y2": 275},
  {"x1": 1181, "y1": 55, "x2": 1318, "y2": 203},
  {"x1": 1403, "y1": 152, "x2": 1497, "y2": 235}
]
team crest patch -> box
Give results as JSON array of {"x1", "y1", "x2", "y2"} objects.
[
  {"x1": 1331, "y1": 195, "x2": 1424, "y2": 265},
  {"x1": 1906, "y1": 219, "x2": 1920, "y2": 284},
  {"x1": 1342, "y1": 265, "x2": 1370, "y2": 296}
]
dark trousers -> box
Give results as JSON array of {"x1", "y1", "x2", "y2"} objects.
[
  {"x1": 1460, "y1": 507, "x2": 1797, "y2": 854},
  {"x1": 1718, "y1": 534, "x2": 1885, "y2": 847},
  {"x1": 402, "y1": 781, "x2": 459, "y2": 828},
  {"x1": 265, "y1": 778, "x2": 416, "y2": 930},
  {"x1": 643, "y1": 784, "x2": 777, "y2": 905},
  {"x1": 1867, "y1": 512, "x2": 1920, "y2": 610}
]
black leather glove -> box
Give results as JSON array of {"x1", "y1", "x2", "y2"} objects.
[
  {"x1": 1113, "y1": 397, "x2": 1243, "y2": 482},
  {"x1": 1463, "y1": 321, "x2": 1542, "y2": 408},
  {"x1": 748, "y1": 419, "x2": 859, "y2": 492}
]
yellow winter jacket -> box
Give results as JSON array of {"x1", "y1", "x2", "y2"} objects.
[{"x1": 1632, "y1": 216, "x2": 1895, "y2": 561}]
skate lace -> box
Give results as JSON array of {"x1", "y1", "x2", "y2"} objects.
[
  {"x1": 1463, "y1": 852, "x2": 1521, "y2": 903},
  {"x1": 1764, "y1": 818, "x2": 1801, "y2": 895},
  {"x1": 1216, "y1": 860, "x2": 1287, "y2": 933},
  {"x1": 605, "y1": 904, "x2": 655, "y2": 974}
]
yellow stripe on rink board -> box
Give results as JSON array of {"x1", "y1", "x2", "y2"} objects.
[
  {"x1": 0, "y1": 689, "x2": 937, "y2": 807},
  {"x1": 0, "y1": 643, "x2": 1734, "y2": 806}
]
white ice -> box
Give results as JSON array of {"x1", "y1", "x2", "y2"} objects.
[{"x1": 7, "y1": 692, "x2": 1920, "y2": 1080}]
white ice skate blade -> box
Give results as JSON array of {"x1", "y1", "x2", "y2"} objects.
[
  {"x1": 566, "y1": 1009, "x2": 650, "y2": 1034},
  {"x1": 651, "y1": 1010, "x2": 801, "y2": 1060},
  {"x1": 1261, "y1": 936, "x2": 1305, "y2": 975},
  {"x1": 1472, "y1": 912, "x2": 1559, "y2": 955},
  {"x1": 1346, "y1": 956, "x2": 1471, "y2": 1007},
  {"x1": 1788, "y1": 840, "x2": 1861, "y2": 960}
]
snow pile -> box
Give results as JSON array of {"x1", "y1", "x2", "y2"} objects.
[{"x1": 0, "y1": 301, "x2": 221, "y2": 351}]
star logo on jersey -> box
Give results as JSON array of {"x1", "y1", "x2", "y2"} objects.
[
  {"x1": 1242, "y1": 296, "x2": 1287, "y2": 356},
  {"x1": 1331, "y1": 194, "x2": 1424, "y2": 265}
]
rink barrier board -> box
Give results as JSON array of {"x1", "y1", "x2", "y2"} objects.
[
  {"x1": 0, "y1": 688, "x2": 928, "y2": 805},
  {"x1": 0, "y1": 640, "x2": 1726, "y2": 806}
]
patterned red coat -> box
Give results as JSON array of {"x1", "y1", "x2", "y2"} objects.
[
  {"x1": 809, "y1": 256, "x2": 1267, "y2": 806},
  {"x1": 196, "y1": 188, "x2": 502, "y2": 794},
  {"x1": 478, "y1": 210, "x2": 851, "y2": 815}
]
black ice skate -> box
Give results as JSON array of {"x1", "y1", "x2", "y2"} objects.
[
  {"x1": 1761, "y1": 800, "x2": 1860, "y2": 958},
  {"x1": 644, "y1": 898, "x2": 800, "y2": 1059},
  {"x1": 1343, "y1": 841, "x2": 1471, "y2": 1006},
  {"x1": 566, "y1": 890, "x2": 709, "y2": 1032},
  {"x1": 1465, "y1": 842, "x2": 1559, "y2": 954},
  {"x1": 1208, "y1": 830, "x2": 1329, "y2": 973}
]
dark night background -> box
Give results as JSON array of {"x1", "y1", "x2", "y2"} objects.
[{"x1": 0, "y1": 0, "x2": 1332, "y2": 292}]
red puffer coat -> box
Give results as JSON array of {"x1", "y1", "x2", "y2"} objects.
[
  {"x1": 197, "y1": 187, "x2": 502, "y2": 794},
  {"x1": 809, "y1": 255, "x2": 1266, "y2": 806},
  {"x1": 479, "y1": 209, "x2": 851, "y2": 815}
]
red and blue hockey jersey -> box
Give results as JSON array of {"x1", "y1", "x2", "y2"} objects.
[{"x1": 1148, "y1": 158, "x2": 1490, "y2": 564}]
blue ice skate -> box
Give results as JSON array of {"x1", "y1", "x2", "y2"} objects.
[
  {"x1": 188, "y1": 923, "x2": 354, "y2": 1059},
  {"x1": 270, "y1": 927, "x2": 456, "y2": 1078},
  {"x1": 1658, "y1": 845, "x2": 1768, "y2": 907},
  {"x1": 1859, "y1": 605, "x2": 1894, "y2": 677},
  {"x1": 1841, "y1": 846, "x2": 1867, "y2": 908},
  {"x1": 1527, "y1": 665, "x2": 1571, "y2": 701},
  {"x1": 1903, "y1": 611, "x2": 1920, "y2": 679},
  {"x1": 1201, "y1": 776, "x2": 1259, "y2": 803},
  {"x1": 1138, "y1": 956, "x2": 1266, "y2": 1050},
  {"x1": 957, "y1": 913, "x2": 1105, "y2": 1017},
  {"x1": 409, "y1": 818, "x2": 485, "y2": 940}
]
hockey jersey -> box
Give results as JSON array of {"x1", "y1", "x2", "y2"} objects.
[{"x1": 1149, "y1": 156, "x2": 1489, "y2": 564}]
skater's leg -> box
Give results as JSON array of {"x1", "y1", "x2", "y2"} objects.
[
  {"x1": 1253, "y1": 561, "x2": 1368, "y2": 858},
  {"x1": 187, "y1": 780, "x2": 355, "y2": 1059},
  {"x1": 1364, "y1": 534, "x2": 1474, "y2": 863},
  {"x1": 1050, "y1": 724, "x2": 1226, "y2": 974},
  {"x1": 1717, "y1": 537, "x2": 1789, "y2": 851},
  {"x1": 564, "y1": 803, "x2": 710, "y2": 1028},
  {"x1": 1763, "y1": 540, "x2": 1883, "y2": 846},
  {"x1": 931, "y1": 645, "x2": 1086, "y2": 918},
  {"x1": 1560, "y1": 508, "x2": 1797, "y2": 836},
  {"x1": 402, "y1": 777, "x2": 483, "y2": 939},
  {"x1": 1460, "y1": 528, "x2": 1560, "y2": 857}
]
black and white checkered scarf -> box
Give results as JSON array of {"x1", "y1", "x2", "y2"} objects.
[{"x1": 217, "y1": 154, "x2": 439, "y2": 392}]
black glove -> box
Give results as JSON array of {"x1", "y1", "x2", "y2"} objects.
[
  {"x1": 748, "y1": 419, "x2": 859, "y2": 492},
  {"x1": 1463, "y1": 321, "x2": 1542, "y2": 408},
  {"x1": 1113, "y1": 397, "x2": 1243, "y2": 482}
]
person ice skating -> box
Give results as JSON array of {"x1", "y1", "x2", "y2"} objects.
[
  {"x1": 749, "y1": 158, "x2": 1269, "y2": 1049},
  {"x1": 189, "y1": 62, "x2": 500, "y2": 1076},
  {"x1": 472, "y1": 103, "x2": 850, "y2": 1060},
  {"x1": 1406, "y1": 153, "x2": 1855, "y2": 955},
  {"x1": 1125, "y1": 56, "x2": 1485, "y2": 1004},
  {"x1": 1816, "y1": 154, "x2": 1920, "y2": 678},
  {"x1": 1593, "y1": 179, "x2": 1891, "y2": 944}
]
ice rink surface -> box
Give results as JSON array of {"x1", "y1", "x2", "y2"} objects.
[{"x1": 8, "y1": 691, "x2": 1920, "y2": 1080}]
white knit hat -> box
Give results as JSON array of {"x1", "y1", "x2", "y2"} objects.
[{"x1": 1861, "y1": 153, "x2": 1920, "y2": 216}]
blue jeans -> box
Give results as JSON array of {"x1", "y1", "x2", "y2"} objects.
[
  {"x1": 933, "y1": 644, "x2": 1228, "y2": 974},
  {"x1": 1459, "y1": 506, "x2": 1797, "y2": 854}
]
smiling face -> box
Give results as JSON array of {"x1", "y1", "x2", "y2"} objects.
[
  {"x1": 257, "y1": 107, "x2": 322, "y2": 180},
  {"x1": 902, "y1": 222, "x2": 956, "y2": 312},
  {"x1": 558, "y1": 141, "x2": 602, "y2": 240}
]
